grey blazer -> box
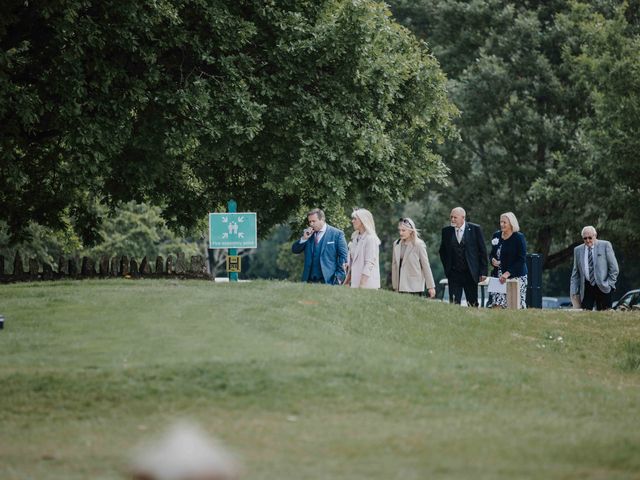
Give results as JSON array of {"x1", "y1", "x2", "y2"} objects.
[{"x1": 570, "y1": 240, "x2": 619, "y2": 300}]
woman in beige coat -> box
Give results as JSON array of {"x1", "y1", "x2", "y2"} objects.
[
  {"x1": 344, "y1": 208, "x2": 381, "y2": 289},
  {"x1": 391, "y1": 218, "x2": 436, "y2": 297}
]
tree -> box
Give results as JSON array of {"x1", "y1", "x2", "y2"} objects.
[
  {"x1": 0, "y1": 220, "x2": 82, "y2": 270},
  {"x1": 388, "y1": 0, "x2": 640, "y2": 271},
  {"x1": 0, "y1": 202, "x2": 202, "y2": 272},
  {"x1": 1, "y1": 0, "x2": 456, "y2": 244},
  {"x1": 244, "y1": 224, "x2": 291, "y2": 280},
  {"x1": 554, "y1": 1, "x2": 640, "y2": 244},
  {"x1": 81, "y1": 201, "x2": 202, "y2": 260}
]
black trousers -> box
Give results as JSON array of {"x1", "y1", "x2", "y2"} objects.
[
  {"x1": 449, "y1": 269, "x2": 478, "y2": 307},
  {"x1": 582, "y1": 281, "x2": 612, "y2": 310}
]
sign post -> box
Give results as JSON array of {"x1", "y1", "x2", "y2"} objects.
[
  {"x1": 208, "y1": 201, "x2": 257, "y2": 282},
  {"x1": 227, "y1": 200, "x2": 238, "y2": 282}
]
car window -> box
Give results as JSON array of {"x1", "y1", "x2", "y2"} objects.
[{"x1": 621, "y1": 294, "x2": 634, "y2": 307}]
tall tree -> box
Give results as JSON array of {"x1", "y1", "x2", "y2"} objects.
[
  {"x1": 389, "y1": 0, "x2": 640, "y2": 269},
  {"x1": 0, "y1": 0, "x2": 456, "y2": 244},
  {"x1": 554, "y1": 1, "x2": 640, "y2": 243}
]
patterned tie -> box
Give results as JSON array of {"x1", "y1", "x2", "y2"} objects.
[
  {"x1": 588, "y1": 247, "x2": 595, "y2": 286},
  {"x1": 314, "y1": 231, "x2": 320, "y2": 245}
]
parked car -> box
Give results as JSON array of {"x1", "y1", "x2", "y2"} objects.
[
  {"x1": 542, "y1": 296, "x2": 573, "y2": 309},
  {"x1": 613, "y1": 289, "x2": 640, "y2": 311}
]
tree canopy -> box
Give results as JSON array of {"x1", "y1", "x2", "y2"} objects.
[
  {"x1": 0, "y1": 0, "x2": 456, "y2": 244},
  {"x1": 389, "y1": 0, "x2": 640, "y2": 268}
]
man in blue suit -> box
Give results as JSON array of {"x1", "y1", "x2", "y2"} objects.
[{"x1": 292, "y1": 208, "x2": 348, "y2": 285}]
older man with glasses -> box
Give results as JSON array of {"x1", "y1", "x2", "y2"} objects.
[{"x1": 570, "y1": 226, "x2": 619, "y2": 310}]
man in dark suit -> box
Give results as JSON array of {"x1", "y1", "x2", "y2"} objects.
[
  {"x1": 292, "y1": 208, "x2": 348, "y2": 285},
  {"x1": 439, "y1": 207, "x2": 488, "y2": 306}
]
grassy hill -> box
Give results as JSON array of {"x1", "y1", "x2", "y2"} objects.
[{"x1": 1, "y1": 279, "x2": 639, "y2": 480}]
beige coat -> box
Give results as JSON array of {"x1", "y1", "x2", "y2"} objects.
[
  {"x1": 391, "y1": 239, "x2": 435, "y2": 293},
  {"x1": 348, "y1": 233, "x2": 380, "y2": 289}
]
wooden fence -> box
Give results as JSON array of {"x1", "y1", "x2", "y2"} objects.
[{"x1": 0, "y1": 251, "x2": 210, "y2": 283}]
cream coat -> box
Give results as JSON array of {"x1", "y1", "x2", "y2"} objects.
[
  {"x1": 348, "y1": 233, "x2": 380, "y2": 289},
  {"x1": 391, "y1": 239, "x2": 435, "y2": 293}
]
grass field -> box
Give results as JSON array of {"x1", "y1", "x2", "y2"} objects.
[{"x1": 1, "y1": 279, "x2": 639, "y2": 480}]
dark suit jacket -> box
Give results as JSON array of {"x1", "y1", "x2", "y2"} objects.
[
  {"x1": 439, "y1": 222, "x2": 488, "y2": 282},
  {"x1": 489, "y1": 230, "x2": 528, "y2": 278},
  {"x1": 291, "y1": 225, "x2": 348, "y2": 284}
]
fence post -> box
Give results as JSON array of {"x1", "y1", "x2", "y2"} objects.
[
  {"x1": 68, "y1": 257, "x2": 78, "y2": 277},
  {"x1": 120, "y1": 256, "x2": 129, "y2": 276},
  {"x1": 175, "y1": 252, "x2": 186, "y2": 274},
  {"x1": 129, "y1": 258, "x2": 139, "y2": 277},
  {"x1": 110, "y1": 256, "x2": 119, "y2": 277},
  {"x1": 140, "y1": 256, "x2": 151, "y2": 275},
  {"x1": 28, "y1": 258, "x2": 39, "y2": 280},
  {"x1": 42, "y1": 263, "x2": 54, "y2": 280},
  {"x1": 155, "y1": 256, "x2": 164, "y2": 275},
  {"x1": 166, "y1": 255, "x2": 175, "y2": 274},
  {"x1": 506, "y1": 278, "x2": 520, "y2": 309},
  {"x1": 13, "y1": 251, "x2": 24, "y2": 278},
  {"x1": 99, "y1": 256, "x2": 110, "y2": 277},
  {"x1": 58, "y1": 256, "x2": 68, "y2": 276}
]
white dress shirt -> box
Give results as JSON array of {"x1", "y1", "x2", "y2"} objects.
[
  {"x1": 300, "y1": 224, "x2": 327, "y2": 243},
  {"x1": 456, "y1": 222, "x2": 466, "y2": 243}
]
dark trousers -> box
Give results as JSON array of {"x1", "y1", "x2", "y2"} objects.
[
  {"x1": 582, "y1": 281, "x2": 613, "y2": 310},
  {"x1": 449, "y1": 269, "x2": 478, "y2": 307}
]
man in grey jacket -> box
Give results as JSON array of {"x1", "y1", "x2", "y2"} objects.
[{"x1": 570, "y1": 226, "x2": 619, "y2": 310}]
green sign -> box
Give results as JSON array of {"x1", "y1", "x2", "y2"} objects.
[{"x1": 209, "y1": 212, "x2": 257, "y2": 249}]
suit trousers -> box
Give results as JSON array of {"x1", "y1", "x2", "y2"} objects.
[
  {"x1": 582, "y1": 281, "x2": 612, "y2": 311},
  {"x1": 449, "y1": 269, "x2": 478, "y2": 307}
]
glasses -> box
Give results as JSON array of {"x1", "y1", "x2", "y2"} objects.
[
  {"x1": 399, "y1": 218, "x2": 412, "y2": 225},
  {"x1": 583, "y1": 236, "x2": 593, "y2": 240}
]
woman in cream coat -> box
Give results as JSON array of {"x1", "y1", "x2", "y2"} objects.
[
  {"x1": 391, "y1": 218, "x2": 436, "y2": 297},
  {"x1": 344, "y1": 208, "x2": 381, "y2": 289}
]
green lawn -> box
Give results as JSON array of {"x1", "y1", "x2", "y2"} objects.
[{"x1": 1, "y1": 279, "x2": 639, "y2": 480}]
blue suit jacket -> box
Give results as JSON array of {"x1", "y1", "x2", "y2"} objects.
[{"x1": 291, "y1": 225, "x2": 348, "y2": 285}]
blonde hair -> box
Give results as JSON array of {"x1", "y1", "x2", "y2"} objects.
[
  {"x1": 398, "y1": 217, "x2": 421, "y2": 243},
  {"x1": 352, "y1": 208, "x2": 381, "y2": 245},
  {"x1": 500, "y1": 212, "x2": 520, "y2": 232}
]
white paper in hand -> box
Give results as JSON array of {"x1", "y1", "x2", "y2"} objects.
[{"x1": 488, "y1": 277, "x2": 507, "y2": 294}]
